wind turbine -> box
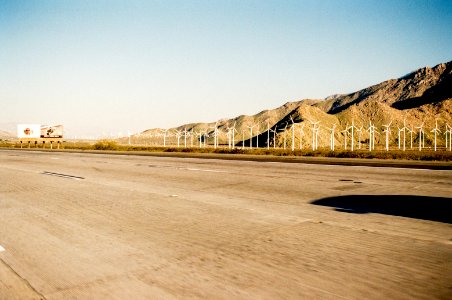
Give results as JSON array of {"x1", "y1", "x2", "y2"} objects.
[
  {"x1": 160, "y1": 129, "x2": 169, "y2": 147},
  {"x1": 327, "y1": 124, "x2": 336, "y2": 151},
  {"x1": 449, "y1": 126, "x2": 452, "y2": 151},
  {"x1": 367, "y1": 121, "x2": 378, "y2": 151},
  {"x1": 415, "y1": 123, "x2": 425, "y2": 151},
  {"x1": 350, "y1": 120, "x2": 355, "y2": 151},
  {"x1": 309, "y1": 120, "x2": 320, "y2": 151},
  {"x1": 283, "y1": 123, "x2": 288, "y2": 150},
  {"x1": 271, "y1": 126, "x2": 277, "y2": 149},
  {"x1": 445, "y1": 124, "x2": 449, "y2": 150},
  {"x1": 445, "y1": 124, "x2": 451, "y2": 151},
  {"x1": 246, "y1": 123, "x2": 257, "y2": 149},
  {"x1": 397, "y1": 126, "x2": 402, "y2": 150},
  {"x1": 225, "y1": 124, "x2": 234, "y2": 149},
  {"x1": 187, "y1": 129, "x2": 193, "y2": 147},
  {"x1": 341, "y1": 125, "x2": 349, "y2": 150},
  {"x1": 231, "y1": 123, "x2": 238, "y2": 149},
  {"x1": 382, "y1": 121, "x2": 392, "y2": 152},
  {"x1": 356, "y1": 126, "x2": 363, "y2": 150},
  {"x1": 214, "y1": 127, "x2": 221, "y2": 149},
  {"x1": 402, "y1": 118, "x2": 408, "y2": 151},
  {"x1": 299, "y1": 123, "x2": 305, "y2": 150},
  {"x1": 407, "y1": 125, "x2": 414, "y2": 150},
  {"x1": 175, "y1": 130, "x2": 183, "y2": 148},
  {"x1": 193, "y1": 130, "x2": 202, "y2": 148},
  {"x1": 315, "y1": 123, "x2": 321, "y2": 150},
  {"x1": 224, "y1": 123, "x2": 237, "y2": 149},
  {"x1": 290, "y1": 116, "x2": 295, "y2": 151},
  {"x1": 183, "y1": 127, "x2": 188, "y2": 148},
  {"x1": 266, "y1": 120, "x2": 271, "y2": 150},
  {"x1": 209, "y1": 123, "x2": 219, "y2": 149},
  {"x1": 255, "y1": 123, "x2": 261, "y2": 148},
  {"x1": 431, "y1": 120, "x2": 441, "y2": 151}
]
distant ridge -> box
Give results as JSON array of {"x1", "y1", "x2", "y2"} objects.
[{"x1": 0, "y1": 130, "x2": 14, "y2": 139}]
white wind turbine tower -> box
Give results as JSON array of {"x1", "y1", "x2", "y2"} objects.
[
  {"x1": 255, "y1": 123, "x2": 261, "y2": 149},
  {"x1": 246, "y1": 123, "x2": 257, "y2": 149},
  {"x1": 161, "y1": 129, "x2": 169, "y2": 147},
  {"x1": 367, "y1": 121, "x2": 378, "y2": 151},
  {"x1": 214, "y1": 127, "x2": 221, "y2": 149},
  {"x1": 183, "y1": 127, "x2": 188, "y2": 148},
  {"x1": 431, "y1": 120, "x2": 441, "y2": 151},
  {"x1": 341, "y1": 126, "x2": 349, "y2": 150},
  {"x1": 270, "y1": 126, "x2": 277, "y2": 149},
  {"x1": 225, "y1": 125, "x2": 233, "y2": 149},
  {"x1": 225, "y1": 123, "x2": 237, "y2": 149},
  {"x1": 415, "y1": 122, "x2": 425, "y2": 151},
  {"x1": 290, "y1": 116, "x2": 296, "y2": 151},
  {"x1": 283, "y1": 123, "x2": 288, "y2": 149},
  {"x1": 382, "y1": 121, "x2": 392, "y2": 151},
  {"x1": 231, "y1": 123, "x2": 238, "y2": 149},
  {"x1": 356, "y1": 126, "x2": 363, "y2": 149},
  {"x1": 445, "y1": 124, "x2": 449, "y2": 150},
  {"x1": 402, "y1": 118, "x2": 408, "y2": 151},
  {"x1": 193, "y1": 130, "x2": 202, "y2": 148},
  {"x1": 396, "y1": 118, "x2": 408, "y2": 151},
  {"x1": 314, "y1": 123, "x2": 321, "y2": 150},
  {"x1": 350, "y1": 120, "x2": 355, "y2": 151},
  {"x1": 397, "y1": 126, "x2": 403, "y2": 150},
  {"x1": 327, "y1": 124, "x2": 336, "y2": 151},
  {"x1": 186, "y1": 129, "x2": 193, "y2": 147},
  {"x1": 175, "y1": 130, "x2": 182, "y2": 147},
  {"x1": 241, "y1": 129, "x2": 245, "y2": 149},
  {"x1": 309, "y1": 120, "x2": 320, "y2": 151},
  {"x1": 445, "y1": 124, "x2": 451, "y2": 151},
  {"x1": 209, "y1": 123, "x2": 219, "y2": 149},
  {"x1": 448, "y1": 124, "x2": 452, "y2": 151},
  {"x1": 299, "y1": 123, "x2": 305, "y2": 150},
  {"x1": 407, "y1": 125, "x2": 414, "y2": 150},
  {"x1": 266, "y1": 120, "x2": 271, "y2": 150}
]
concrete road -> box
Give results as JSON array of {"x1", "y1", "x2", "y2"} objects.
[{"x1": 0, "y1": 150, "x2": 451, "y2": 299}]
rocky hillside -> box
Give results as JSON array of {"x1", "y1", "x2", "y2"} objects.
[{"x1": 138, "y1": 61, "x2": 452, "y2": 149}]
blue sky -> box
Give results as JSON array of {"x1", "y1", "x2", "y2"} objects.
[{"x1": 1, "y1": 0, "x2": 451, "y2": 138}]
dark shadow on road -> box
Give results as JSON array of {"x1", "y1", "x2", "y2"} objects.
[{"x1": 311, "y1": 195, "x2": 452, "y2": 224}]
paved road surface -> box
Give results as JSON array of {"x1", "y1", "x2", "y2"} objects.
[{"x1": 0, "y1": 150, "x2": 451, "y2": 299}]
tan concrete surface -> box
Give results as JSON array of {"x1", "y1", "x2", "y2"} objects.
[{"x1": 0, "y1": 150, "x2": 451, "y2": 299}]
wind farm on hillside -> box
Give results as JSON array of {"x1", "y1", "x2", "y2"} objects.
[{"x1": 115, "y1": 61, "x2": 452, "y2": 154}]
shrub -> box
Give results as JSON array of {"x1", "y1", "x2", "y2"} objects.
[{"x1": 93, "y1": 140, "x2": 119, "y2": 150}]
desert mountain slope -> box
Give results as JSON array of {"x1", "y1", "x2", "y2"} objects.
[
  {"x1": 139, "y1": 61, "x2": 452, "y2": 148},
  {"x1": 316, "y1": 61, "x2": 452, "y2": 114}
]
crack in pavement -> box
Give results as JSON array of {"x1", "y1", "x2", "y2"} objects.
[{"x1": 0, "y1": 258, "x2": 47, "y2": 300}]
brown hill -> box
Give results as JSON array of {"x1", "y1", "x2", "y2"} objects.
[
  {"x1": 136, "y1": 61, "x2": 452, "y2": 149},
  {"x1": 316, "y1": 61, "x2": 451, "y2": 113}
]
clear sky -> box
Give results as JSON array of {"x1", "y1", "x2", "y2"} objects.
[{"x1": 1, "y1": 0, "x2": 451, "y2": 138}]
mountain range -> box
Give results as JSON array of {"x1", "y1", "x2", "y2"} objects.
[{"x1": 140, "y1": 61, "x2": 452, "y2": 148}]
